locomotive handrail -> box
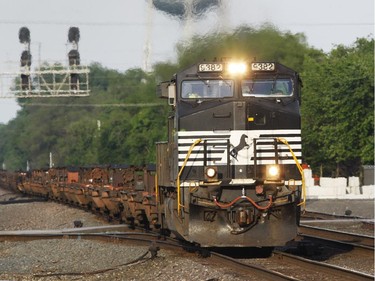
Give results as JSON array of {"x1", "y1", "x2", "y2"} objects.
[
  {"x1": 276, "y1": 137, "x2": 306, "y2": 208},
  {"x1": 177, "y1": 138, "x2": 202, "y2": 217},
  {"x1": 155, "y1": 173, "x2": 158, "y2": 206}
]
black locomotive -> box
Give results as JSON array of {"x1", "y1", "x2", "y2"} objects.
[{"x1": 156, "y1": 60, "x2": 304, "y2": 247}]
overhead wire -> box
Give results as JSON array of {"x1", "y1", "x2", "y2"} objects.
[
  {"x1": 0, "y1": 20, "x2": 170, "y2": 27},
  {"x1": 17, "y1": 103, "x2": 165, "y2": 107},
  {"x1": 0, "y1": 20, "x2": 372, "y2": 26}
]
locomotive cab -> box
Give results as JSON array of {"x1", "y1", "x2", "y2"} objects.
[{"x1": 157, "y1": 61, "x2": 304, "y2": 247}]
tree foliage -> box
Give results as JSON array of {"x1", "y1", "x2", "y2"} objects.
[
  {"x1": 0, "y1": 63, "x2": 168, "y2": 170},
  {"x1": 176, "y1": 24, "x2": 309, "y2": 72},
  {"x1": 301, "y1": 37, "x2": 374, "y2": 176}
]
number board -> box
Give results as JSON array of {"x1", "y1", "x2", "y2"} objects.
[
  {"x1": 198, "y1": 63, "x2": 223, "y2": 72},
  {"x1": 251, "y1": 62, "x2": 275, "y2": 71}
]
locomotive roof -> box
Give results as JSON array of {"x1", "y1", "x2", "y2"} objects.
[{"x1": 176, "y1": 61, "x2": 298, "y2": 79}]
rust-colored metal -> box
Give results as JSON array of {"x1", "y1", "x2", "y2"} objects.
[{"x1": 2, "y1": 165, "x2": 160, "y2": 229}]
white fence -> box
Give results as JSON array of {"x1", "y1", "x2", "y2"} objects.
[{"x1": 304, "y1": 169, "x2": 374, "y2": 199}]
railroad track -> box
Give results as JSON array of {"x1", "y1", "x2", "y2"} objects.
[
  {"x1": 1, "y1": 189, "x2": 374, "y2": 280},
  {"x1": 299, "y1": 224, "x2": 374, "y2": 249},
  {"x1": 302, "y1": 210, "x2": 366, "y2": 220},
  {"x1": 210, "y1": 248, "x2": 374, "y2": 280},
  {"x1": 0, "y1": 228, "x2": 291, "y2": 280},
  {"x1": 268, "y1": 224, "x2": 375, "y2": 279},
  {"x1": 0, "y1": 226, "x2": 373, "y2": 281},
  {"x1": 297, "y1": 224, "x2": 374, "y2": 266},
  {"x1": 269, "y1": 250, "x2": 374, "y2": 280}
]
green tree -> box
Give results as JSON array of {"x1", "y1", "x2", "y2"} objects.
[
  {"x1": 175, "y1": 24, "x2": 309, "y2": 72},
  {"x1": 301, "y1": 37, "x2": 374, "y2": 177}
]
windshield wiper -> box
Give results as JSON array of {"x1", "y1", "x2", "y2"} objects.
[{"x1": 218, "y1": 75, "x2": 233, "y2": 88}]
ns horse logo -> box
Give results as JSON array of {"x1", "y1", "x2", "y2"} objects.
[{"x1": 229, "y1": 134, "x2": 251, "y2": 161}]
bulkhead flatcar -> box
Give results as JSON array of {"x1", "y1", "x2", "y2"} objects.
[{"x1": 156, "y1": 60, "x2": 305, "y2": 247}]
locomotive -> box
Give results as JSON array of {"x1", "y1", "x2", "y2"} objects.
[
  {"x1": 0, "y1": 60, "x2": 305, "y2": 249},
  {"x1": 156, "y1": 60, "x2": 304, "y2": 247}
]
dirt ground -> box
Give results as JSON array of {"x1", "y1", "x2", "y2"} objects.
[{"x1": 305, "y1": 199, "x2": 374, "y2": 219}]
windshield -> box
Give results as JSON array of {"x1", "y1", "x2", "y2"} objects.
[
  {"x1": 242, "y1": 79, "x2": 293, "y2": 97},
  {"x1": 181, "y1": 80, "x2": 233, "y2": 99}
]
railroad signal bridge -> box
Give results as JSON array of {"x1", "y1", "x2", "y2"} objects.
[
  {"x1": 0, "y1": 26, "x2": 90, "y2": 98},
  {"x1": 1, "y1": 64, "x2": 90, "y2": 98}
]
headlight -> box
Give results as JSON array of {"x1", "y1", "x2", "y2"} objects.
[
  {"x1": 266, "y1": 164, "x2": 281, "y2": 180},
  {"x1": 206, "y1": 167, "x2": 216, "y2": 178},
  {"x1": 227, "y1": 62, "x2": 247, "y2": 75},
  {"x1": 205, "y1": 166, "x2": 218, "y2": 181}
]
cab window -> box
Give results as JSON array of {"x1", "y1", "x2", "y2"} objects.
[
  {"x1": 242, "y1": 79, "x2": 293, "y2": 97},
  {"x1": 182, "y1": 80, "x2": 233, "y2": 99}
]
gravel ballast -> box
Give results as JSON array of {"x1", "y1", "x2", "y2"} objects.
[
  {"x1": 0, "y1": 188, "x2": 373, "y2": 280},
  {"x1": 0, "y1": 189, "x2": 249, "y2": 281}
]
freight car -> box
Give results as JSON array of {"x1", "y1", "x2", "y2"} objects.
[
  {"x1": 0, "y1": 169, "x2": 19, "y2": 192},
  {"x1": 0, "y1": 60, "x2": 305, "y2": 249},
  {"x1": 13, "y1": 165, "x2": 158, "y2": 227}
]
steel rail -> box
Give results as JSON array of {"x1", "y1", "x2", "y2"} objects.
[
  {"x1": 298, "y1": 225, "x2": 374, "y2": 256},
  {"x1": 299, "y1": 224, "x2": 374, "y2": 248},
  {"x1": 272, "y1": 250, "x2": 374, "y2": 281},
  {"x1": 301, "y1": 210, "x2": 365, "y2": 220},
  {"x1": 0, "y1": 197, "x2": 48, "y2": 205},
  {"x1": 209, "y1": 251, "x2": 301, "y2": 281}
]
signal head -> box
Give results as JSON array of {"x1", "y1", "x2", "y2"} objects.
[
  {"x1": 20, "y1": 50, "x2": 32, "y2": 67},
  {"x1": 68, "y1": 27, "x2": 80, "y2": 43},
  {"x1": 19, "y1": 27, "x2": 30, "y2": 43}
]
